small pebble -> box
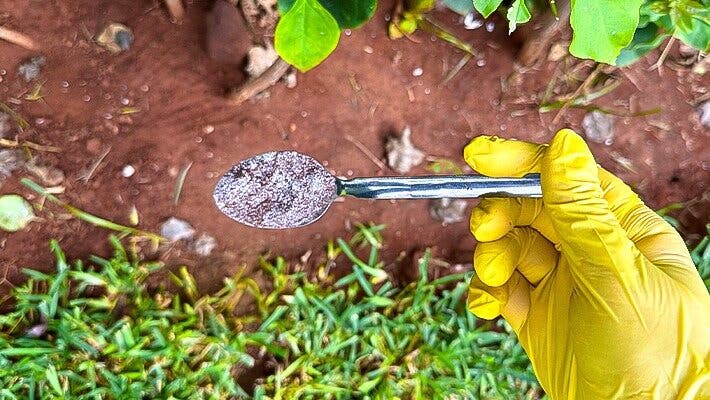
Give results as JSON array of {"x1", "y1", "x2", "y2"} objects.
[
  {"x1": 0, "y1": 112, "x2": 12, "y2": 138},
  {"x1": 363, "y1": 46, "x2": 374, "y2": 54},
  {"x1": 284, "y1": 72, "x2": 297, "y2": 88},
  {"x1": 697, "y1": 100, "x2": 710, "y2": 128},
  {"x1": 96, "y1": 23, "x2": 133, "y2": 53},
  {"x1": 412, "y1": 67, "x2": 423, "y2": 77},
  {"x1": 429, "y1": 198, "x2": 468, "y2": 224},
  {"x1": 17, "y1": 55, "x2": 46, "y2": 82},
  {"x1": 464, "y1": 14, "x2": 483, "y2": 30},
  {"x1": 202, "y1": 125, "x2": 215, "y2": 134},
  {"x1": 301, "y1": 111, "x2": 308, "y2": 118},
  {"x1": 83, "y1": 95, "x2": 91, "y2": 102},
  {"x1": 160, "y1": 217, "x2": 195, "y2": 241},
  {"x1": 120, "y1": 98, "x2": 130, "y2": 106},
  {"x1": 344, "y1": 29, "x2": 352, "y2": 36},
  {"x1": 140, "y1": 84, "x2": 149, "y2": 92},
  {"x1": 61, "y1": 81, "x2": 70, "y2": 88},
  {"x1": 476, "y1": 59, "x2": 486, "y2": 67},
  {"x1": 121, "y1": 165, "x2": 136, "y2": 177},
  {"x1": 386, "y1": 126, "x2": 425, "y2": 174},
  {"x1": 190, "y1": 232, "x2": 217, "y2": 256},
  {"x1": 485, "y1": 21, "x2": 495, "y2": 32},
  {"x1": 25, "y1": 323, "x2": 48, "y2": 338},
  {"x1": 582, "y1": 111, "x2": 615, "y2": 145},
  {"x1": 0, "y1": 149, "x2": 25, "y2": 181}
]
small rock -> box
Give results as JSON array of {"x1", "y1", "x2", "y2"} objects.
[
  {"x1": 205, "y1": 0, "x2": 251, "y2": 64},
  {"x1": 485, "y1": 21, "x2": 495, "y2": 32},
  {"x1": 697, "y1": 100, "x2": 710, "y2": 128},
  {"x1": 692, "y1": 57, "x2": 708, "y2": 75},
  {"x1": 678, "y1": 44, "x2": 698, "y2": 59},
  {"x1": 582, "y1": 111, "x2": 615, "y2": 145},
  {"x1": 464, "y1": 13, "x2": 483, "y2": 30},
  {"x1": 429, "y1": 198, "x2": 468, "y2": 224},
  {"x1": 245, "y1": 45, "x2": 279, "y2": 77},
  {"x1": 25, "y1": 323, "x2": 48, "y2": 338},
  {"x1": 190, "y1": 232, "x2": 217, "y2": 256},
  {"x1": 548, "y1": 42, "x2": 568, "y2": 62},
  {"x1": 18, "y1": 55, "x2": 46, "y2": 82},
  {"x1": 412, "y1": 67, "x2": 423, "y2": 77},
  {"x1": 24, "y1": 161, "x2": 65, "y2": 186},
  {"x1": 0, "y1": 112, "x2": 12, "y2": 138},
  {"x1": 121, "y1": 165, "x2": 135, "y2": 177},
  {"x1": 284, "y1": 71, "x2": 297, "y2": 88},
  {"x1": 0, "y1": 149, "x2": 25, "y2": 184},
  {"x1": 160, "y1": 217, "x2": 195, "y2": 241},
  {"x1": 386, "y1": 126, "x2": 426, "y2": 174},
  {"x1": 96, "y1": 23, "x2": 133, "y2": 53}
]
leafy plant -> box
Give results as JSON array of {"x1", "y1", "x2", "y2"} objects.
[
  {"x1": 1, "y1": 223, "x2": 708, "y2": 398},
  {"x1": 616, "y1": 0, "x2": 710, "y2": 66},
  {"x1": 274, "y1": 0, "x2": 376, "y2": 71},
  {"x1": 252, "y1": 224, "x2": 540, "y2": 399},
  {"x1": 273, "y1": 0, "x2": 709, "y2": 71},
  {"x1": 0, "y1": 237, "x2": 262, "y2": 399}
]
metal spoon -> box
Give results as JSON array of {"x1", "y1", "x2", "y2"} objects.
[{"x1": 213, "y1": 151, "x2": 541, "y2": 229}]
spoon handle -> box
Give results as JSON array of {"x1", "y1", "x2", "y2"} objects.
[{"x1": 337, "y1": 174, "x2": 542, "y2": 199}]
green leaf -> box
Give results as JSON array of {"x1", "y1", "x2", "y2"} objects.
[
  {"x1": 46, "y1": 364, "x2": 63, "y2": 395},
  {"x1": 615, "y1": 23, "x2": 668, "y2": 66},
  {"x1": 473, "y1": 0, "x2": 504, "y2": 18},
  {"x1": 0, "y1": 194, "x2": 35, "y2": 232},
  {"x1": 506, "y1": 0, "x2": 531, "y2": 34},
  {"x1": 278, "y1": 0, "x2": 296, "y2": 12},
  {"x1": 569, "y1": 0, "x2": 644, "y2": 64},
  {"x1": 275, "y1": 0, "x2": 341, "y2": 72},
  {"x1": 444, "y1": 0, "x2": 475, "y2": 15},
  {"x1": 319, "y1": 0, "x2": 377, "y2": 28},
  {"x1": 674, "y1": 13, "x2": 710, "y2": 51}
]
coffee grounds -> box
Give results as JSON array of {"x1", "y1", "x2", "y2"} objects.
[{"x1": 213, "y1": 151, "x2": 337, "y2": 229}]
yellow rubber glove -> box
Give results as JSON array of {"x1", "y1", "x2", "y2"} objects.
[{"x1": 464, "y1": 129, "x2": 710, "y2": 399}]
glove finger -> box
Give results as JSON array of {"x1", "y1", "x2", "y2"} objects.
[
  {"x1": 474, "y1": 227, "x2": 559, "y2": 287},
  {"x1": 541, "y1": 129, "x2": 644, "y2": 286},
  {"x1": 468, "y1": 271, "x2": 531, "y2": 332},
  {"x1": 598, "y1": 168, "x2": 704, "y2": 293},
  {"x1": 470, "y1": 197, "x2": 559, "y2": 244},
  {"x1": 463, "y1": 135, "x2": 546, "y2": 178}
]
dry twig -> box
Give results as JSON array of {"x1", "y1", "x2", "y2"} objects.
[
  {"x1": 164, "y1": 0, "x2": 186, "y2": 23},
  {"x1": 77, "y1": 146, "x2": 111, "y2": 183},
  {"x1": 552, "y1": 63, "x2": 603, "y2": 124},
  {"x1": 345, "y1": 135, "x2": 386, "y2": 170},
  {"x1": 227, "y1": 58, "x2": 290, "y2": 105},
  {"x1": 0, "y1": 26, "x2": 39, "y2": 50}
]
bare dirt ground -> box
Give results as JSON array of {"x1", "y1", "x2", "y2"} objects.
[{"x1": 1, "y1": 0, "x2": 708, "y2": 291}]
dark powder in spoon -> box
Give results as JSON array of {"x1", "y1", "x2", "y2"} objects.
[{"x1": 213, "y1": 151, "x2": 338, "y2": 229}]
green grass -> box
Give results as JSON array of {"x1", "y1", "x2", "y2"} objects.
[{"x1": 0, "y1": 223, "x2": 707, "y2": 399}]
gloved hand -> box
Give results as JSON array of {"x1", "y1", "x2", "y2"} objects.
[{"x1": 464, "y1": 129, "x2": 710, "y2": 399}]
